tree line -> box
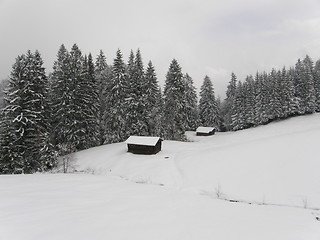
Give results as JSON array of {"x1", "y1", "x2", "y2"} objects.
[
  {"x1": 0, "y1": 44, "x2": 220, "y2": 174},
  {"x1": 222, "y1": 55, "x2": 320, "y2": 131},
  {"x1": 0, "y1": 43, "x2": 319, "y2": 174}
]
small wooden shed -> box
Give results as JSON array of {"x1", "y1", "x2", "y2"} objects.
[
  {"x1": 196, "y1": 127, "x2": 216, "y2": 136},
  {"x1": 125, "y1": 136, "x2": 163, "y2": 154}
]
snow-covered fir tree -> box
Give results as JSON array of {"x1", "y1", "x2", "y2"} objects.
[
  {"x1": 279, "y1": 67, "x2": 298, "y2": 117},
  {"x1": 268, "y1": 69, "x2": 282, "y2": 120},
  {"x1": 105, "y1": 49, "x2": 128, "y2": 143},
  {"x1": 163, "y1": 59, "x2": 186, "y2": 140},
  {"x1": 126, "y1": 49, "x2": 148, "y2": 136},
  {"x1": 231, "y1": 81, "x2": 245, "y2": 130},
  {"x1": 294, "y1": 57, "x2": 316, "y2": 114},
  {"x1": 302, "y1": 55, "x2": 316, "y2": 113},
  {"x1": 199, "y1": 76, "x2": 220, "y2": 130},
  {"x1": 144, "y1": 61, "x2": 162, "y2": 136},
  {"x1": 68, "y1": 44, "x2": 87, "y2": 150},
  {"x1": 0, "y1": 51, "x2": 54, "y2": 174},
  {"x1": 184, "y1": 73, "x2": 199, "y2": 131},
  {"x1": 50, "y1": 44, "x2": 74, "y2": 151},
  {"x1": 222, "y1": 72, "x2": 237, "y2": 131},
  {"x1": 50, "y1": 44, "x2": 99, "y2": 151},
  {"x1": 243, "y1": 75, "x2": 256, "y2": 127},
  {"x1": 0, "y1": 79, "x2": 8, "y2": 109},
  {"x1": 95, "y1": 50, "x2": 112, "y2": 145},
  {"x1": 254, "y1": 72, "x2": 267, "y2": 125},
  {"x1": 79, "y1": 53, "x2": 99, "y2": 148},
  {"x1": 314, "y1": 59, "x2": 320, "y2": 111}
]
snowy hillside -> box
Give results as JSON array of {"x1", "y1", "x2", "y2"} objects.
[
  {"x1": 1, "y1": 114, "x2": 320, "y2": 240},
  {"x1": 70, "y1": 113, "x2": 320, "y2": 209}
]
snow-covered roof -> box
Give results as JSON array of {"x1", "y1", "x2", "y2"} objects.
[
  {"x1": 125, "y1": 136, "x2": 162, "y2": 146},
  {"x1": 196, "y1": 127, "x2": 215, "y2": 133}
]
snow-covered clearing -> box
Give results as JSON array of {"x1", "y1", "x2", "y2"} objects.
[{"x1": 1, "y1": 114, "x2": 320, "y2": 240}]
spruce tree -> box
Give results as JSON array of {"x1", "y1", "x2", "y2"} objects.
[
  {"x1": 314, "y1": 59, "x2": 320, "y2": 111},
  {"x1": 144, "y1": 61, "x2": 161, "y2": 136},
  {"x1": 105, "y1": 49, "x2": 128, "y2": 143},
  {"x1": 126, "y1": 49, "x2": 148, "y2": 136},
  {"x1": 0, "y1": 51, "x2": 53, "y2": 174},
  {"x1": 243, "y1": 75, "x2": 256, "y2": 127},
  {"x1": 95, "y1": 50, "x2": 111, "y2": 145},
  {"x1": 302, "y1": 55, "x2": 316, "y2": 113},
  {"x1": 222, "y1": 72, "x2": 237, "y2": 130},
  {"x1": 50, "y1": 44, "x2": 74, "y2": 150},
  {"x1": 279, "y1": 67, "x2": 298, "y2": 117},
  {"x1": 0, "y1": 79, "x2": 9, "y2": 109},
  {"x1": 183, "y1": 73, "x2": 199, "y2": 131},
  {"x1": 294, "y1": 58, "x2": 316, "y2": 114},
  {"x1": 268, "y1": 69, "x2": 282, "y2": 120},
  {"x1": 254, "y1": 72, "x2": 267, "y2": 125},
  {"x1": 163, "y1": 59, "x2": 186, "y2": 140},
  {"x1": 199, "y1": 76, "x2": 220, "y2": 130},
  {"x1": 134, "y1": 49, "x2": 149, "y2": 135},
  {"x1": 68, "y1": 44, "x2": 85, "y2": 149},
  {"x1": 79, "y1": 53, "x2": 99, "y2": 148},
  {"x1": 231, "y1": 81, "x2": 245, "y2": 130},
  {"x1": 51, "y1": 44, "x2": 98, "y2": 151}
]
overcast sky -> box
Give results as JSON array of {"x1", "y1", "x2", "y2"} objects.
[{"x1": 1, "y1": 0, "x2": 320, "y2": 97}]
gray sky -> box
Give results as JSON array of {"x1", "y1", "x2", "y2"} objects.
[{"x1": 1, "y1": 0, "x2": 320, "y2": 97}]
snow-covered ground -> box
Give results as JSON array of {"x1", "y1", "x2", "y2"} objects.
[{"x1": 1, "y1": 114, "x2": 320, "y2": 240}]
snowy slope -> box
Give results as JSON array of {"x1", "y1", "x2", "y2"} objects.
[
  {"x1": 71, "y1": 113, "x2": 320, "y2": 209},
  {"x1": 1, "y1": 114, "x2": 320, "y2": 240}
]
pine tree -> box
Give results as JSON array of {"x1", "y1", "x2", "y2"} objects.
[
  {"x1": 314, "y1": 59, "x2": 320, "y2": 111},
  {"x1": 279, "y1": 67, "x2": 298, "y2": 117},
  {"x1": 155, "y1": 89, "x2": 165, "y2": 137},
  {"x1": 222, "y1": 72, "x2": 237, "y2": 131},
  {"x1": 51, "y1": 44, "x2": 98, "y2": 150},
  {"x1": 184, "y1": 73, "x2": 199, "y2": 131},
  {"x1": 134, "y1": 49, "x2": 149, "y2": 135},
  {"x1": 199, "y1": 76, "x2": 220, "y2": 129},
  {"x1": 0, "y1": 51, "x2": 53, "y2": 174},
  {"x1": 144, "y1": 61, "x2": 161, "y2": 136},
  {"x1": 302, "y1": 55, "x2": 316, "y2": 113},
  {"x1": 31, "y1": 50, "x2": 55, "y2": 169},
  {"x1": 268, "y1": 69, "x2": 282, "y2": 120},
  {"x1": 126, "y1": 49, "x2": 148, "y2": 136},
  {"x1": 254, "y1": 72, "x2": 266, "y2": 125},
  {"x1": 68, "y1": 44, "x2": 86, "y2": 149},
  {"x1": 294, "y1": 57, "x2": 316, "y2": 114},
  {"x1": 243, "y1": 75, "x2": 256, "y2": 127},
  {"x1": 163, "y1": 59, "x2": 186, "y2": 140},
  {"x1": 105, "y1": 49, "x2": 128, "y2": 143},
  {"x1": 95, "y1": 50, "x2": 111, "y2": 145},
  {"x1": 215, "y1": 96, "x2": 224, "y2": 131},
  {"x1": 79, "y1": 53, "x2": 99, "y2": 148},
  {"x1": 50, "y1": 44, "x2": 74, "y2": 150},
  {"x1": 231, "y1": 81, "x2": 245, "y2": 130},
  {"x1": 0, "y1": 79, "x2": 9, "y2": 109}
]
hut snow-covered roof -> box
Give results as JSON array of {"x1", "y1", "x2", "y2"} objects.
[
  {"x1": 125, "y1": 136, "x2": 162, "y2": 147},
  {"x1": 196, "y1": 127, "x2": 215, "y2": 134}
]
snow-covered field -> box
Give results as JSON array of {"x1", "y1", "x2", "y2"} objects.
[{"x1": 1, "y1": 114, "x2": 320, "y2": 240}]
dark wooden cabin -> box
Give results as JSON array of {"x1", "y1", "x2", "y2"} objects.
[
  {"x1": 196, "y1": 127, "x2": 216, "y2": 136},
  {"x1": 125, "y1": 136, "x2": 163, "y2": 154}
]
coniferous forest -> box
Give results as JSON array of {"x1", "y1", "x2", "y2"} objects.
[{"x1": 0, "y1": 44, "x2": 320, "y2": 174}]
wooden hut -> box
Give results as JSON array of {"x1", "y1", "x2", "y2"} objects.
[
  {"x1": 196, "y1": 127, "x2": 216, "y2": 136},
  {"x1": 125, "y1": 136, "x2": 163, "y2": 154}
]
